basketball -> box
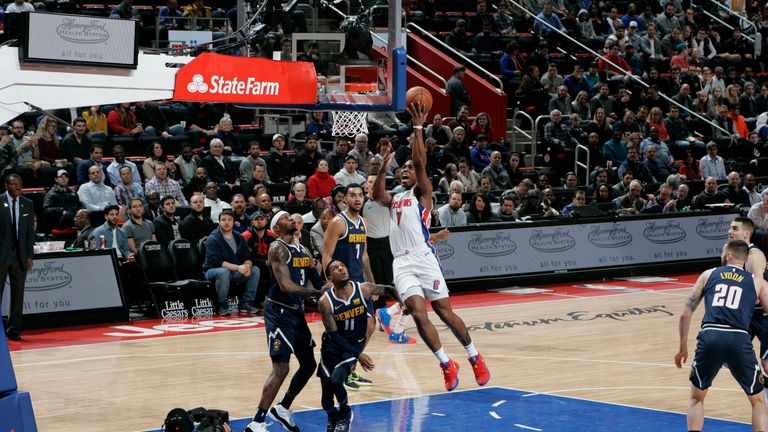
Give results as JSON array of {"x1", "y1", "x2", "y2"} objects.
[{"x1": 405, "y1": 86, "x2": 433, "y2": 112}]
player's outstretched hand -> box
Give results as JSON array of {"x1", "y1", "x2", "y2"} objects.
[
  {"x1": 379, "y1": 143, "x2": 395, "y2": 172},
  {"x1": 358, "y1": 353, "x2": 375, "y2": 371},
  {"x1": 407, "y1": 102, "x2": 429, "y2": 127},
  {"x1": 674, "y1": 348, "x2": 687, "y2": 368}
]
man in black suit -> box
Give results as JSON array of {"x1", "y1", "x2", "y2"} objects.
[
  {"x1": 200, "y1": 139, "x2": 237, "y2": 201},
  {"x1": 71, "y1": 208, "x2": 94, "y2": 249},
  {"x1": 1, "y1": 174, "x2": 34, "y2": 341}
]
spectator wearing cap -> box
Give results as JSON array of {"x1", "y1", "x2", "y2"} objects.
[
  {"x1": 670, "y1": 42, "x2": 690, "y2": 72},
  {"x1": 180, "y1": 193, "x2": 215, "y2": 247},
  {"x1": 625, "y1": 21, "x2": 642, "y2": 51},
  {"x1": 43, "y1": 169, "x2": 81, "y2": 230},
  {"x1": 266, "y1": 133, "x2": 294, "y2": 183},
  {"x1": 446, "y1": 65, "x2": 472, "y2": 116},
  {"x1": 241, "y1": 210, "x2": 276, "y2": 287},
  {"x1": 445, "y1": 19, "x2": 470, "y2": 56},
  {"x1": 89, "y1": 205, "x2": 131, "y2": 259},
  {"x1": 333, "y1": 154, "x2": 366, "y2": 187},
  {"x1": 469, "y1": 135, "x2": 492, "y2": 172},
  {"x1": 202, "y1": 208, "x2": 260, "y2": 316}
]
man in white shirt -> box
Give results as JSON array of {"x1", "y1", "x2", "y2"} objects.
[
  {"x1": 437, "y1": 193, "x2": 467, "y2": 227},
  {"x1": 204, "y1": 181, "x2": 231, "y2": 223},
  {"x1": 333, "y1": 155, "x2": 366, "y2": 186},
  {"x1": 743, "y1": 173, "x2": 762, "y2": 206},
  {"x1": 699, "y1": 141, "x2": 727, "y2": 180},
  {"x1": 748, "y1": 194, "x2": 768, "y2": 229},
  {"x1": 77, "y1": 165, "x2": 122, "y2": 216},
  {"x1": 5, "y1": 0, "x2": 34, "y2": 13}
]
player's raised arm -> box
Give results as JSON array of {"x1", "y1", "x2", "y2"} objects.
[
  {"x1": 269, "y1": 242, "x2": 322, "y2": 297},
  {"x1": 408, "y1": 102, "x2": 433, "y2": 208},
  {"x1": 675, "y1": 269, "x2": 710, "y2": 368},
  {"x1": 372, "y1": 147, "x2": 394, "y2": 207}
]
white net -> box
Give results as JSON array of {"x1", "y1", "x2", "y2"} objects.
[{"x1": 331, "y1": 111, "x2": 368, "y2": 137}]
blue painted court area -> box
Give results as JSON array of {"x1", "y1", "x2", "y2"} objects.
[{"x1": 147, "y1": 386, "x2": 750, "y2": 431}]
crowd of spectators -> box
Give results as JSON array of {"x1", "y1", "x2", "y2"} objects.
[{"x1": 6, "y1": 0, "x2": 768, "y2": 313}]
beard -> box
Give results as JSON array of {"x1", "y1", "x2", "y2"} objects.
[
  {"x1": 334, "y1": 278, "x2": 350, "y2": 288},
  {"x1": 284, "y1": 225, "x2": 297, "y2": 235}
]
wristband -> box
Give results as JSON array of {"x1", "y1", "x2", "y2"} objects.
[{"x1": 413, "y1": 125, "x2": 423, "y2": 130}]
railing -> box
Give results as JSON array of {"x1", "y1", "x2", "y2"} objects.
[
  {"x1": 533, "y1": 114, "x2": 551, "y2": 155},
  {"x1": 510, "y1": 109, "x2": 534, "y2": 157},
  {"x1": 405, "y1": 22, "x2": 504, "y2": 93},
  {"x1": 701, "y1": 0, "x2": 757, "y2": 35},
  {"x1": 368, "y1": 30, "x2": 447, "y2": 89},
  {"x1": 696, "y1": 7, "x2": 755, "y2": 42},
  {"x1": 575, "y1": 144, "x2": 590, "y2": 186}
]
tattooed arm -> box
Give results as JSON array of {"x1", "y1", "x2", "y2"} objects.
[{"x1": 675, "y1": 269, "x2": 711, "y2": 368}]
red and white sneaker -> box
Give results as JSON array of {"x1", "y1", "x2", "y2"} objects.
[
  {"x1": 441, "y1": 359, "x2": 460, "y2": 391},
  {"x1": 469, "y1": 354, "x2": 490, "y2": 386}
]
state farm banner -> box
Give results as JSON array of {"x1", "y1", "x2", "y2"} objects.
[{"x1": 173, "y1": 53, "x2": 318, "y2": 104}]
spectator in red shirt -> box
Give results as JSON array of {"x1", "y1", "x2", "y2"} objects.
[
  {"x1": 107, "y1": 103, "x2": 143, "y2": 136},
  {"x1": 599, "y1": 44, "x2": 632, "y2": 82},
  {"x1": 307, "y1": 159, "x2": 336, "y2": 199}
]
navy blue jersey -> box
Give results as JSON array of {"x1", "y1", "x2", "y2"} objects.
[
  {"x1": 268, "y1": 239, "x2": 316, "y2": 309},
  {"x1": 702, "y1": 265, "x2": 757, "y2": 331},
  {"x1": 332, "y1": 211, "x2": 367, "y2": 282},
  {"x1": 323, "y1": 281, "x2": 369, "y2": 353}
]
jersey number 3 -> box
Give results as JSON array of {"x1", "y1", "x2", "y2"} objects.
[{"x1": 712, "y1": 283, "x2": 744, "y2": 309}]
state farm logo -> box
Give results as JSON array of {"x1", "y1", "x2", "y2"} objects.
[
  {"x1": 529, "y1": 228, "x2": 576, "y2": 252},
  {"x1": 695, "y1": 217, "x2": 729, "y2": 240},
  {"x1": 642, "y1": 220, "x2": 686, "y2": 244},
  {"x1": 187, "y1": 74, "x2": 209, "y2": 93},
  {"x1": 587, "y1": 225, "x2": 632, "y2": 248},
  {"x1": 185, "y1": 74, "x2": 280, "y2": 96}
]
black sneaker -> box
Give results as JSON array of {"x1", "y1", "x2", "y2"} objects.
[
  {"x1": 217, "y1": 306, "x2": 230, "y2": 316},
  {"x1": 343, "y1": 378, "x2": 359, "y2": 391},
  {"x1": 239, "y1": 303, "x2": 261, "y2": 314},
  {"x1": 325, "y1": 410, "x2": 338, "y2": 432},
  {"x1": 333, "y1": 409, "x2": 352, "y2": 432},
  {"x1": 269, "y1": 403, "x2": 300, "y2": 432}
]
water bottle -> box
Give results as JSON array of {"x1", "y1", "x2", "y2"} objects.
[{"x1": 99, "y1": 235, "x2": 106, "y2": 249}]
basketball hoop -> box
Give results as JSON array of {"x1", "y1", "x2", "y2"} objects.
[{"x1": 331, "y1": 111, "x2": 368, "y2": 137}]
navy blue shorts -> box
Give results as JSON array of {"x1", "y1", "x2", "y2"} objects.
[
  {"x1": 749, "y1": 308, "x2": 768, "y2": 361},
  {"x1": 691, "y1": 327, "x2": 764, "y2": 395},
  {"x1": 316, "y1": 335, "x2": 363, "y2": 381},
  {"x1": 264, "y1": 301, "x2": 315, "y2": 363}
]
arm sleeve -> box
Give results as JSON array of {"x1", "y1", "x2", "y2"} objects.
[{"x1": 308, "y1": 267, "x2": 325, "y2": 290}]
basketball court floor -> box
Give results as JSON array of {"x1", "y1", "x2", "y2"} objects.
[{"x1": 8, "y1": 272, "x2": 758, "y2": 431}]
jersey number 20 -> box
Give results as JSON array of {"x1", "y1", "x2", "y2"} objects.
[{"x1": 712, "y1": 284, "x2": 744, "y2": 309}]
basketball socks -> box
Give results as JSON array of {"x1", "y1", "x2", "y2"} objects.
[
  {"x1": 386, "y1": 303, "x2": 401, "y2": 315},
  {"x1": 280, "y1": 392, "x2": 296, "y2": 410},
  {"x1": 464, "y1": 342, "x2": 479, "y2": 360},
  {"x1": 434, "y1": 347, "x2": 450, "y2": 364},
  {"x1": 392, "y1": 314, "x2": 410, "y2": 334},
  {"x1": 254, "y1": 408, "x2": 268, "y2": 422}
]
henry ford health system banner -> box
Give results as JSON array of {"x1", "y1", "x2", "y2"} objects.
[
  {"x1": 434, "y1": 214, "x2": 730, "y2": 281},
  {"x1": 2, "y1": 253, "x2": 123, "y2": 316}
]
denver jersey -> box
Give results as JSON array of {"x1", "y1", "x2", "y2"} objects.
[
  {"x1": 333, "y1": 211, "x2": 367, "y2": 282},
  {"x1": 702, "y1": 265, "x2": 756, "y2": 332},
  {"x1": 323, "y1": 281, "x2": 369, "y2": 353},
  {"x1": 268, "y1": 238, "x2": 315, "y2": 309},
  {"x1": 388, "y1": 189, "x2": 433, "y2": 253},
  {"x1": 747, "y1": 244, "x2": 768, "y2": 312}
]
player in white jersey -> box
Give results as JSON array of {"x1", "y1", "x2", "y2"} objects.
[{"x1": 372, "y1": 102, "x2": 489, "y2": 391}]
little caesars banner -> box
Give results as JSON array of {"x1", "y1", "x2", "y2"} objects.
[{"x1": 434, "y1": 214, "x2": 730, "y2": 280}]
